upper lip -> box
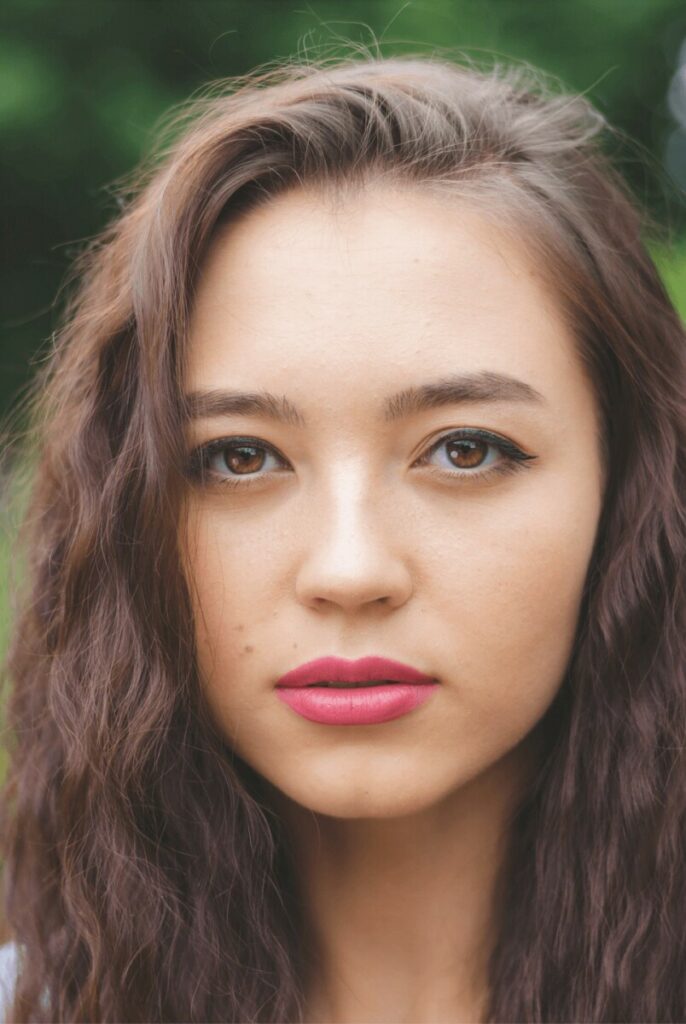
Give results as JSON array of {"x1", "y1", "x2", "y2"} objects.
[{"x1": 275, "y1": 655, "x2": 438, "y2": 688}]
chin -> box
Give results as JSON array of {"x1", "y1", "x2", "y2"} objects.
[{"x1": 268, "y1": 771, "x2": 449, "y2": 820}]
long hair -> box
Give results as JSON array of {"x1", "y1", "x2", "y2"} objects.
[{"x1": 1, "y1": 45, "x2": 685, "y2": 1022}]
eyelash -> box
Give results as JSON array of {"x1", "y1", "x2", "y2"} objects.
[{"x1": 186, "y1": 429, "x2": 537, "y2": 491}]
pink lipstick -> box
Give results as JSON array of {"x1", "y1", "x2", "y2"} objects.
[{"x1": 275, "y1": 655, "x2": 439, "y2": 725}]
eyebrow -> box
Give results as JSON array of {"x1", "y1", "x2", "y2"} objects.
[{"x1": 184, "y1": 371, "x2": 546, "y2": 427}]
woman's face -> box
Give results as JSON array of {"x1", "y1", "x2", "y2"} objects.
[{"x1": 181, "y1": 184, "x2": 604, "y2": 820}]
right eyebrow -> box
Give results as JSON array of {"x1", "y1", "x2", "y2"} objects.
[
  {"x1": 185, "y1": 388, "x2": 307, "y2": 427},
  {"x1": 184, "y1": 370, "x2": 546, "y2": 428}
]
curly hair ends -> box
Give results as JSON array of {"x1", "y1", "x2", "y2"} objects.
[{"x1": 1, "y1": 44, "x2": 685, "y2": 1022}]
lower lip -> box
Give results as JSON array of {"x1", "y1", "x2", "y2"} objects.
[{"x1": 275, "y1": 683, "x2": 439, "y2": 725}]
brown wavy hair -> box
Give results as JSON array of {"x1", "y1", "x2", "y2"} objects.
[{"x1": 1, "y1": 44, "x2": 686, "y2": 1022}]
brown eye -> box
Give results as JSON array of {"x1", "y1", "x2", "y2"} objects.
[
  {"x1": 222, "y1": 444, "x2": 267, "y2": 475},
  {"x1": 445, "y1": 438, "x2": 488, "y2": 469}
]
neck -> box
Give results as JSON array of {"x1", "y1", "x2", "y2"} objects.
[{"x1": 272, "y1": 740, "x2": 538, "y2": 1024}]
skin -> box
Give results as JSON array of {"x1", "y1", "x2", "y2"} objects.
[{"x1": 181, "y1": 183, "x2": 605, "y2": 1023}]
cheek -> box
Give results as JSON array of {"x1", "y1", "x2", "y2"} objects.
[
  {"x1": 181, "y1": 510, "x2": 240, "y2": 682},
  {"x1": 430, "y1": 485, "x2": 600, "y2": 742},
  {"x1": 181, "y1": 504, "x2": 286, "y2": 701}
]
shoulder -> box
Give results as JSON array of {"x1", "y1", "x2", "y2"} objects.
[{"x1": 0, "y1": 941, "x2": 20, "y2": 1022}]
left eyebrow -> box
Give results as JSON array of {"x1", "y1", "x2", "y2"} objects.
[
  {"x1": 383, "y1": 371, "x2": 546, "y2": 421},
  {"x1": 184, "y1": 370, "x2": 547, "y2": 428}
]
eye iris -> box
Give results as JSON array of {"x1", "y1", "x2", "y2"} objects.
[
  {"x1": 446, "y1": 438, "x2": 488, "y2": 469},
  {"x1": 224, "y1": 445, "x2": 264, "y2": 474}
]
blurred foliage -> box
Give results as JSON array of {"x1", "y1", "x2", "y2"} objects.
[
  {"x1": 1, "y1": 0, "x2": 686, "y2": 419},
  {"x1": 653, "y1": 237, "x2": 686, "y2": 317}
]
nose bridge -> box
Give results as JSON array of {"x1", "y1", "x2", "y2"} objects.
[
  {"x1": 317, "y1": 460, "x2": 382, "y2": 555},
  {"x1": 294, "y1": 458, "x2": 412, "y2": 611}
]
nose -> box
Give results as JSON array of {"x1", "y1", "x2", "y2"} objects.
[{"x1": 294, "y1": 474, "x2": 413, "y2": 613}]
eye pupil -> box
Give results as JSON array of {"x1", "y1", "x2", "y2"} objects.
[
  {"x1": 224, "y1": 445, "x2": 264, "y2": 474},
  {"x1": 447, "y1": 438, "x2": 487, "y2": 469}
]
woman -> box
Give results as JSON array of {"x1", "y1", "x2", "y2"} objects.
[{"x1": 0, "y1": 48, "x2": 685, "y2": 1023}]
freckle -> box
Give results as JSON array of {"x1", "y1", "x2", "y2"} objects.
[
  {"x1": 293, "y1": 642, "x2": 298, "y2": 649},
  {"x1": 244, "y1": 644, "x2": 254, "y2": 653},
  {"x1": 234, "y1": 624, "x2": 244, "y2": 632}
]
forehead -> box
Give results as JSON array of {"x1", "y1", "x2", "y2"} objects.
[{"x1": 186, "y1": 184, "x2": 589, "y2": 415}]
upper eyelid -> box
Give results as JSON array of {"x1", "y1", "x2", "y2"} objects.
[
  {"x1": 420, "y1": 428, "x2": 506, "y2": 453},
  {"x1": 192, "y1": 427, "x2": 515, "y2": 453},
  {"x1": 191, "y1": 428, "x2": 526, "y2": 470}
]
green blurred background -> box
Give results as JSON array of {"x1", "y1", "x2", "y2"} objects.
[{"x1": 1, "y1": 0, "x2": 686, "y2": 683}]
